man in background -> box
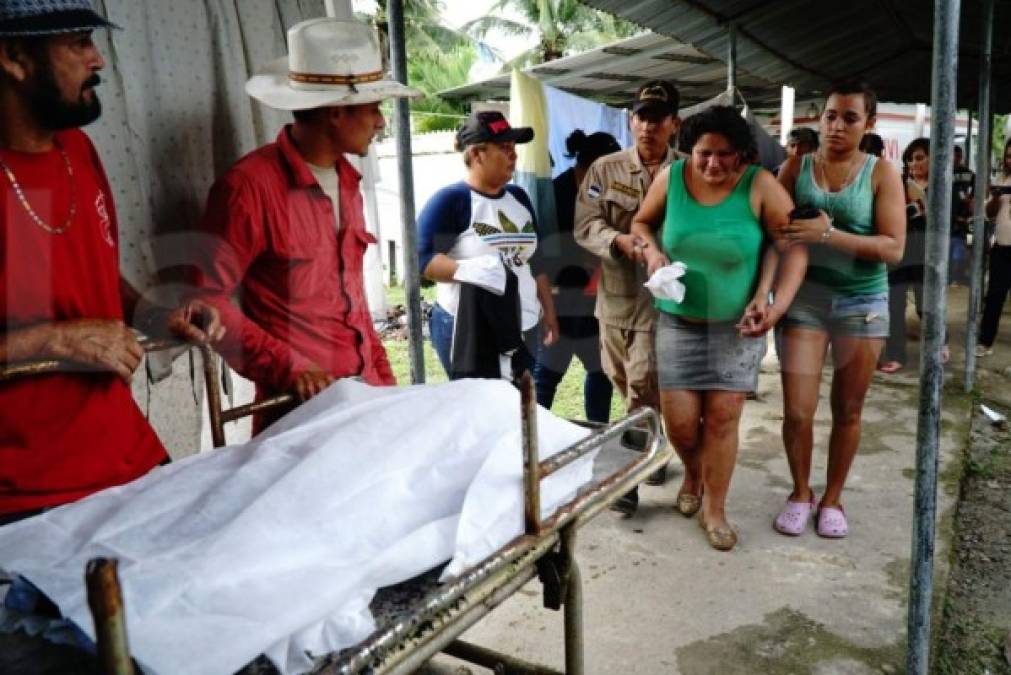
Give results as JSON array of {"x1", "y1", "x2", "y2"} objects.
[{"x1": 575, "y1": 80, "x2": 681, "y2": 514}]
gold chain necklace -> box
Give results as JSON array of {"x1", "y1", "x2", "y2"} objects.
[
  {"x1": 0, "y1": 141, "x2": 76, "y2": 235},
  {"x1": 816, "y1": 152, "x2": 862, "y2": 193}
]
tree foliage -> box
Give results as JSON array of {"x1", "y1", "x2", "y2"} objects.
[
  {"x1": 408, "y1": 46, "x2": 477, "y2": 131},
  {"x1": 463, "y1": 0, "x2": 640, "y2": 66}
]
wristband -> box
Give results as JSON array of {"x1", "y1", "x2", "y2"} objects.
[{"x1": 820, "y1": 225, "x2": 835, "y2": 244}]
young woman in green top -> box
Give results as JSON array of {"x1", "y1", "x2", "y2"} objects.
[
  {"x1": 631, "y1": 106, "x2": 807, "y2": 551},
  {"x1": 774, "y1": 81, "x2": 906, "y2": 539}
]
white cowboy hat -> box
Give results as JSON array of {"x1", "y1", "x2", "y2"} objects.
[{"x1": 246, "y1": 17, "x2": 421, "y2": 111}]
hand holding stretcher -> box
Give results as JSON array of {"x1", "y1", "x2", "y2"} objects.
[{"x1": 0, "y1": 345, "x2": 670, "y2": 675}]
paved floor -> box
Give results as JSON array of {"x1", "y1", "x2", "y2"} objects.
[{"x1": 425, "y1": 286, "x2": 1008, "y2": 674}]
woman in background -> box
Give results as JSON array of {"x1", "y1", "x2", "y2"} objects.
[
  {"x1": 534, "y1": 130, "x2": 620, "y2": 422},
  {"x1": 978, "y1": 138, "x2": 1011, "y2": 357},
  {"x1": 878, "y1": 138, "x2": 929, "y2": 373}
]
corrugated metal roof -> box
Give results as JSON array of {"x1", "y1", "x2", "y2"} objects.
[
  {"x1": 578, "y1": 0, "x2": 1011, "y2": 111},
  {"x1": 439, "y1": 31, "x2": 786, "y2": 108}
]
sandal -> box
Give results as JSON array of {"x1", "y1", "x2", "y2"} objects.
[
  {"x1": 876, "y1": 361, "x2": 903, "y2": 374},
  {"x1": 675, "y1": 492, "x2": 702, "y2": 517},
  {"x1": 699, "y1": 514, "x2": 737, "y2": 551},
  {"x1": 816, "y1": 505, "x2": 848, "y2": 538},
  {"x1": 773, "y1": 493, "x2": 816, "y2": 536}
]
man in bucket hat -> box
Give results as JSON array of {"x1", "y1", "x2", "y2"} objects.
[
  {"x1": 0, "y1": 0, "x2": 223, "y2": 524},
  {"x1": 192, "y1": 17, "x2": 420, "y2": 433}
]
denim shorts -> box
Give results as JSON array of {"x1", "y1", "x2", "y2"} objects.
[
  {"x1": 655, "y1": 312, "x2": 767, "y2": 391},
  {"x1": 781, "y1": 284, "x2": 890, "y2": 338}
]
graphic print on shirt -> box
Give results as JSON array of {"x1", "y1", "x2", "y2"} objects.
[
  {"x1": 94, "y1": 191, "x2": 114, "y2": 247},
  {"x1": 472, "y1": 209, "x2": 537, "y2": 268}
]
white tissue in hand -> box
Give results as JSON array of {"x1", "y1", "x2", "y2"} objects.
[
  {"x1": 645, "y1": 262, "x2": 687, "y2": 302},
  {"x1": 453, "y1": 255, "x2": 506, "y2": 295}
]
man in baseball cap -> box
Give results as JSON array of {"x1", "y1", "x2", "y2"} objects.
[
  {"x1": 0, "y1": 0, "x2": 222, "y2": 524},
  {"x1": 454, "y1": 110, "x2": 534, "y2": 149},
  {"x1": 193, "y1": 18, "x2": 421, "y2": 431},
  {"x1": 575, "y1": 79, "x2": 682, "y2": 512},
  {"x1": 630, "y1": 80, "x2": 680, "y2": 118}
]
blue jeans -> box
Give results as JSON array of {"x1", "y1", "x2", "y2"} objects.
[
  {"x1": 429, "y1": 303, "x2": 537, "y2": 379},
  {"x1": 533, "y1": 315, "x2": 612, "y2": 423}
]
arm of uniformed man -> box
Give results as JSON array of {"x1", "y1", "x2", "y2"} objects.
[{"x1": 574, "y1": 161, "x2": 643, "y2": 261}]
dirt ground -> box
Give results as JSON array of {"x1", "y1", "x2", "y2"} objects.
[{"x1": 934, "y1": 396, "x2": 1011, "y2": 674}]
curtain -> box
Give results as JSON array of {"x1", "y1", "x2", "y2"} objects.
[{"x1": 86, "y1": 1, "x2": 325, "y2": 454}]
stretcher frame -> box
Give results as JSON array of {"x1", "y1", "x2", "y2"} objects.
[{"x1": 2, "y1": 339, "x2": 671, "y2": 675}]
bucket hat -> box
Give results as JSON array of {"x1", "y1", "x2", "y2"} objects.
[
  {"x1": 0, "y1": 0, "x2": 118, "y2": 37},
  {"x1": 246, "y1": 17, "x2": 420, "y2": 111}
]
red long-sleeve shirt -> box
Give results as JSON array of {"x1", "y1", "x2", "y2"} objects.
[{"x1": 193, "y1": 127, "x2": 394, "y2": 414}]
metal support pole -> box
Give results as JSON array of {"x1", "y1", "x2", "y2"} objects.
[
  {"x1": 388, "y1": 0, "x2": 425, "y2": 384},
  {"x1": 965, "y1": 109, "x2": 973, "y2": 167},
  {"x1": 86, "y1": 558, "x2": 135, "y2": 675},
  {"x1": 726, "y1": 24, "x2": 737, "y2": 102},
  {"x1": 561, "y1": 526, "x2": 584, "y2": 675},
  {"x1": 907, "y1": 0, "x2": 960, "y2": 672},
  {"x1": 521, "y1": 371, "x2": 542, "y2": 534},
  {"x1": 964, "y1": 0, "x2": 995, "y2": 392}
]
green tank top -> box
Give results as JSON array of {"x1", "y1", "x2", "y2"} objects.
[
  {"x1": 795, "y1": 153, "x2": 886, "y2": 295},
  {"x1": 658, "y1": 160, "x2": 764, "y2": 321}
]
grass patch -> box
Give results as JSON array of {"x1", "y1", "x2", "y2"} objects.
[{"x1": 382, "y1": 284, "x2": 626, "y2": 422}]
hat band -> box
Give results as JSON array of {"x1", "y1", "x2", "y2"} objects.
[{"x1": 288, "y1": 70, "x2": 385, "y2": 86}]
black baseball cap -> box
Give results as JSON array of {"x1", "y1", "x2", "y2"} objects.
[
  {"x1": 631, "y1": 80, "x2": 680, "y2": 117},
  {"x1": 455, "y1": 111, "x2": 534, "y2": 149}
]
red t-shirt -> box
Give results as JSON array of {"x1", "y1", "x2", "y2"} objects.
[{"x1": 0, "y1": 129, "x2": 167, "y2": 514}]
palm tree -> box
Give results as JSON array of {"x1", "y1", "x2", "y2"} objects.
[
  {"x1": 408, "y1": 45, "x2": 478, "y2": 132},
  {"x1": 463, "y1": 0, "x2": 639, "y2": 67},
  {"x1": 369, "y1": 0, "x2": 471, "y2": 58}
]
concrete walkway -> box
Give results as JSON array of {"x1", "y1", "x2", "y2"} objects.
[{"x1": 428, "y1": 286, "x2": 999, "y2": 674}]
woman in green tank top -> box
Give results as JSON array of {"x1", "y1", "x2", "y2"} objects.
[
  {"x1": 629, "y1": 106, "x2": 808, "y2": 551},
  {"x1": 773, "y1": 81, "x2": 907, "y2": 539}
]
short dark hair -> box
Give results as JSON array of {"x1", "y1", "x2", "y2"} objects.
[
  {"x1": 825, "y1": 79, "x2": 877, "y2": 118},
  {"x1": 787, "y1": 127, "x2": 819, "y2": 148},
  {"x1": 0, "y1": 35, "x2": 49, "y2": 86},
  {"x1": 860, "y1": 132, "x2": 885, "y2": 157},
  {"x1": 292, "y1": 107, "x2": 325, "y2": 124},
  {"x1": 902, "y1": 137, "x2": 929, "y2": 165},
  {"x1": 679, "y1": 105, "x2": 754, "y2": 156},
  {"x1": 565, "y1": 129, "x2": 620, "y2": 167}
]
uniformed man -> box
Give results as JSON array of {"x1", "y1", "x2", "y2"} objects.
[{"x1": 574, "y1": 80, "x2": 681, "y2": 514}]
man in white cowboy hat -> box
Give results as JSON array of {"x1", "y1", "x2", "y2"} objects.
[
  {"x1": 192, "y1": 17, "x2": 420, "y2": 433},
  {"x1": 0, "y1": 0, "x2": 223, "y2": 525}
]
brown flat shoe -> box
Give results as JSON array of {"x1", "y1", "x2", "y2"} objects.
[
  {"x1": 675, "y1": 492, "x2": 702, "y2": 517},
  {"x1": 699, "y1": 514, "x2": 738, "y2": 551}
]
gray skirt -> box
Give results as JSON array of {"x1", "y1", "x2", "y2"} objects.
[{"x1": 656, "y1": 311, "x2": 767, "y2": 391}]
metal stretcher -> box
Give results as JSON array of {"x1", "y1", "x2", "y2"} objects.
[{"x1": 2, "y1": 338, "x2": 671, "y2": 675}]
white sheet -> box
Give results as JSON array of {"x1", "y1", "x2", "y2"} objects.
[{"x1": 0, "y1": 379, "x2": 594, "y2": 675}]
